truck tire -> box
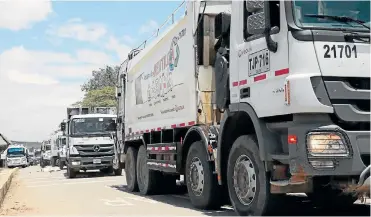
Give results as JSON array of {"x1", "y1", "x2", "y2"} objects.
[
  {"x1": 101, "y1": 167, "x2": 114, "y2": 174},
  {"x1": 59, "y1": 160, "x2": 64, "y2": 170},
  {"x1": 40, "y1": 159, "x2": 44, "y2": 168},
  {"x1": 227, "y1": 135, "x2": 281, "y2": 216},
  {"x1": 185, "y1": 141, "x2": 221, "y2": 210},
  {"x1": 125, "y1": 146, "x2": 138, "y2": 192},
  {"x1": 136, "y1": 145, "x2": 162, "y2": 195},
  {"x1": 67, "y1": 166, "x2": 77, "y2": 178},
  {"x1": 51, "y1": 157, "x2": 56, "y2": 167},
  {"x1": 114, "y1": 168, "x2": 122, "y2": 176}
]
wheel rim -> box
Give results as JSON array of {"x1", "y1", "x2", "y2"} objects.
[
  {"x1": 233, "y1": 155, "x2": 257, "y2": 205},
  {"x1": 188, "y1": 157, "x2": 204, "y2": 196}
]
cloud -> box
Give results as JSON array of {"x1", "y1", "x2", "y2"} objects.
[
  {"x1": 139, "y1": 20, "x2": 159, "y2": 35},
  {"x1": 46, "y1": 18, "x2": 107, "y2": 42},
  {"x1": 76, "y1": 49, "x2": 113, "y2": 65},
  {"x1": 122, "y1": 35, "x2": 136, "y2": 44},
  {"x1": 0, "y1": 46, "x2": 114, "y2": 141},
  {"x1": 0, "y1": 0, "x2": 52, "y2": 31},
  {"x1": 105, "y1": 36, "x2": 131, "y2": 62}
]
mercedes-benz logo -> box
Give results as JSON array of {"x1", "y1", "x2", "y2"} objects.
[{"x1": 93, "y1": 145, "x2": 100, "y2": 152}]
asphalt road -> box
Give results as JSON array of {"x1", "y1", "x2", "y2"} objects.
[{"x1": 0, "y1": 166, "x2": 370, "y2": 216}]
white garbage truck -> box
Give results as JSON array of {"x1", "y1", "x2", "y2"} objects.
[
  {"x1": 2, "y1": 144, "x2": 29, "y2": 168},
  {"x1": 40, "y1": 140, "x2": 52, "y2": 167},
  {"x1": 114, "y1": 0, "x2": 370, "y2": 215},
  {"x1": 49, "y1": 130, "x2": 64, "y2": 167},
  {"x1": 60, "y1": 107, "x2": 122, "y2": 178},
  {"x1": 58, "y1": 132, "x2": 67, "y2": 170}
]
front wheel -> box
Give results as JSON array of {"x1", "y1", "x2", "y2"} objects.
[
  {"x1": 227, "y1": 135, "x2": 276, "y2": 216},
  {"x1": 114, "y1": 168, "x2": 122, "y2": 176},
  {"x1": 185, "y1": 141, "x2": 222, "y2": 210},
  {"x1": 67, "y1": 166, "x2": 77, "y2": 178}
]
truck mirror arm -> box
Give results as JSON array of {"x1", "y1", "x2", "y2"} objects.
[{"x1": 264, "y1": 1, "x2": 278, "y2": 53}]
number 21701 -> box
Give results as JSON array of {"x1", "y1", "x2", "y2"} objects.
[{"x1": 323, "y1": 44, "x2": 357, "y2": 58}]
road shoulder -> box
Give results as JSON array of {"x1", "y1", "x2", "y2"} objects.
[{"x1": 0, "y1": 168, "x2": 18, "y2": 207}]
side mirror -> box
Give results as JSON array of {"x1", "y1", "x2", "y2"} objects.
[
  {"x1": 60, "y1": 122, "x2": 66, "y2": 131},
  {"x1": 214, "y1": 12, "x2": 231, "y2": 39},
  {"x1": 1, "y1": 152, "x2": 6, "y2": 160},
  {"x1": 246, "y1": 0, "x2": 266, "y2": 35},
  {"x1": 116, "y1": 87, "x2": 121, "y2": 97},
  {"x1": 117, "y1": 117, "x2": 122, "y2": 124}
]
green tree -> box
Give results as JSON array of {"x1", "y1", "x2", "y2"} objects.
[
  {"x1": 80, "y1": 86, "x2": 116, "y2": 107},
  {"x1": 72, "y1": 65, "x2": 119, "y2": 107},
  {"x1": 81, "y1": 65, "x2": 119, "y2": 92}
]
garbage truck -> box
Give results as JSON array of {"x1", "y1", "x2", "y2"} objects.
[
  {"x1": 59, "y1": 107, "x2": 121, "y2": 178},
  {"x1": 2, "y1": 144, "x2": 30, "y2": 168},
  {"x1": 113, "y1": 0, "x2": 370, "y2": 215},
  {"x1": 40, "y1": 140, "x2": 52, "y2": 167}
]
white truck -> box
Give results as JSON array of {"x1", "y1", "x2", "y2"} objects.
[
  {"x1": 3, "y1": 144, "x2": 29, "y2": 168},
  {"x1": 60, "y1": 107, "x2": 122, "y2": 178},
  {"x1": 49, "y1": 130, "x2": 64, "y2": 167},
  {"x1": 58, "y1": 133, "x2": 67, "y2": 170},
  {"x1": 114, "y1": 0, "x2": 370, "y2": 215},
  {"x1": 40, "y1": 140, "x2": 52, "y2": 167}
]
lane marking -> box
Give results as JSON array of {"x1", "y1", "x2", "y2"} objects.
[
  {"x1": 101, "y1": 198, "x2": 134, "y2": 206},
  {"x1": 27, "y1": 179, "x2": 117, "y2": 188},
  {"x1": 25, "y1": 176, "x2": 118, "y2": 184},
  {"x1": 101, "y1": 196, "x2": 159, "y2": 207},
  {"x1": 121, "y1": 196, "x2": 158, "y2": 204}
]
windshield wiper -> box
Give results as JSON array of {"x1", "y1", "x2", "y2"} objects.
[{"x1": 304, "y1": 14, "x2": 370, "y2": 30}]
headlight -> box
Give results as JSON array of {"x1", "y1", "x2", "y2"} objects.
[
  {"x1": 71, "y1": 161, "x2": 80, "y2": 166},
  {"x1": 306, "y1": 132, "x2": 349, "y2": 157}
]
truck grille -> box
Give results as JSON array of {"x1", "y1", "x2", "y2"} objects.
[
  {"x1": 323, "y1": 76, "x2": 370, "y2": 131},
  {"x1": 74, "y1": 144, "x2": 114, "y2": 157}
]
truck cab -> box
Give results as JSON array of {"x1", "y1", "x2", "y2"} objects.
[
  {"x1": 60, "y1": 107, "x2": 122, "y2": 178},
  {"x1": 40, "y1": 140, "x2": 52, "y2": 167},
  {"x1": 5, "y1": 144, "x2": 29, "y2": 168},
  {"x1": 58, "y1": 135, "x2": 67, "y2": 169}
]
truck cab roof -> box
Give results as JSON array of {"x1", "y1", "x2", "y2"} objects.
[{"x1": 70, "y1": 113, "x2": 116, "y2": 119}]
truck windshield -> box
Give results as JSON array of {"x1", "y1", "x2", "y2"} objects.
[
  {"x1": 292, "y1": 1, "x2": 370, "y2": 31},
  {"x1": 7, "y1": 148, "x2": 25, "y2": 157},
  {"x1": 45, "y1": 145, "x2": 51, "y2": 151},
  {"x1": 70, "y1": 117, "x2": 116, "y2": 136}
]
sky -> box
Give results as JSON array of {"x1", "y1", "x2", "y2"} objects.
[{"x1": 0, "y1": 0, "x2": 184, "y2": 142}]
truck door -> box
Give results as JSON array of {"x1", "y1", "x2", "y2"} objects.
[{"x1": 234, "y1": 1, "x2": 289, "y2": 117}]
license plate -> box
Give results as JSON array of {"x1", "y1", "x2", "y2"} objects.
[{"x1": 93, "y1": 159, "x2": 101, "y2": 164}]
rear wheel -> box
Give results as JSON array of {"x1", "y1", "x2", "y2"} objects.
[
  {"x1": 185, "y1": 141, "x2": 221, "y2": 210},
  {"x1": 59, "y1": 160, "x2": 64, "y2": 170},
  {"x1": 227, "y1": 135, "x2": 277, "y2": 216},
  {"x1": 125, "y1": 147, "x2": 138, "y2": 192},
  {"x1": 136, "y1": 145, "x2": 162, "y2": 195},
  {"x1": 51, "y1": 157, "x2": 56, "y2": 167}
]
